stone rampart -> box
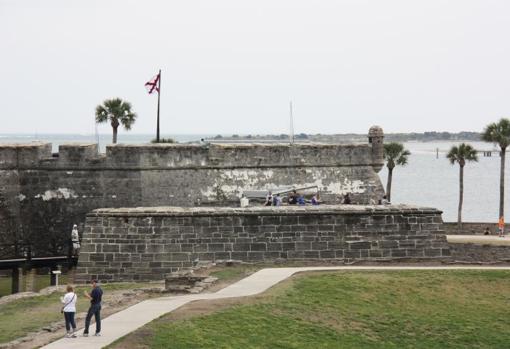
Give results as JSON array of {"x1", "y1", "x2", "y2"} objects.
[
  {"x1": 449, "y1": 243, "x2": 510, "y2": 263},
  {"x1": 0, "y1": 137, "x2": 385, "y2": 254},
  {"x1": 443, "y1": 222, "x2": 507, "y2": 235},
  {"x1": 75, "y1": 205, "x2": 449, "y2": 283}
]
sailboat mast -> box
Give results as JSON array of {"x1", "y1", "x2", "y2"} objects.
[{"x1": 289, "y1": 101, "x2": 294, "y2": 144}]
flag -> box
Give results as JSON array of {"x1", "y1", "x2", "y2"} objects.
[{"x1": 145, "y1": 73, "x2": 160, "y2": 94}]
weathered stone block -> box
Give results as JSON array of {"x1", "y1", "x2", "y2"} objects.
[
  {"x1": 250, "y1": 243, "x2": 267, "y2": 251},
  {"x1": 207, "y1": 243, "x2": 225, "y2": 252},
  {"x1": 101, "y1": 244, "x2": 119, "y2": 253},
  {"x1": 348, "y1": 241, "x2": 371, "y2": 250},
  {"x1": 391, "y1": 249, "x2": 407, "y2": 257},
  {"x1": 344, "y1": 250, "x2": 361, "y2": 259}
]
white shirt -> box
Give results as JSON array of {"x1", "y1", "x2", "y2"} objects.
[
  {"x1": 240, "y1": 196, "x2": 249, "y2": 207},
  {"x1": 61, "y1": 292, "x2": 77, "y2": 312},
  {"x1": 71, "y1": 228, "x2": 79, "y2": 242}
]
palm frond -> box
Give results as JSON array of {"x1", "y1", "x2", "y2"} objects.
[
  {"x1": 447, "y1": 143, "x2": 478, "y2": 165},
  {"x1": 384, "y1": 142, "x2": 410, "y2": 168},
  {"x1": 95, "y1": 105, "x2": 109, "y2": 123},
  {"x1": 482, "y1": 118, "x2": 510, "y2": 149},
  {"x1": 94, "y1": 98, "x2": 137, "y2": 130}
]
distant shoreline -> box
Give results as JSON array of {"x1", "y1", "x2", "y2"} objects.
[{"x1": 0, "y1": 131, "x2": 484, "y2": 145}]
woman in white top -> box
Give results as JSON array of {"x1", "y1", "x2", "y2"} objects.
[{"x1": 61, "y1": 285, "x2": 78, "y2": 338}]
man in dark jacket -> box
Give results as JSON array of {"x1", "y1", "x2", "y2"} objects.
[{"x1": 83, "y1": 279, "x2": 103, "y2": 337}]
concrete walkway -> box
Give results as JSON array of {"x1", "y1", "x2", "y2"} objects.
[
  {"x1": 447, "y1": 234, "x2": 510, "y2": 246},
  {"x1": 41, "y1": 266, "x2": 510, "y2": 349}
]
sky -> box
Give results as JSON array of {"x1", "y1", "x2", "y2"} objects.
[{"x1": 0, "y1": 0, "x2": 509, "y2": 136}]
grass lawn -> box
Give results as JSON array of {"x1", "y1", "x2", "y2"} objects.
[
  {"x1": 110, "y1": 270, "x2": 510, "y2": 349},
  {"x1": 0, "y1": 282, "x2": 143, "y2": 344},
  {"x1": 0, "y1": 274, "x2": 71, "y2": 297},
  {"x1": 209, "y1": 264, "x2": 260, "y2": 282}
]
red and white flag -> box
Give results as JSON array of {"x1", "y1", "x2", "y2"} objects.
[{"x1": 145, "y1": 73, "x2": 160, "y2": 94}]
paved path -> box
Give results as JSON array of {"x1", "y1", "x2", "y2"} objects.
[
  {"x1": 41, "y1": 266, "x2": 510, "y2": 349},
  {"x1": 447, "y1": 234, "x2": 510, "y2": 246}
]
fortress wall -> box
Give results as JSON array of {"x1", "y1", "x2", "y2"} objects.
[
  {"x1": 0, "y1": 139, "x2": 385, "y2": 255},
  {"x1": 0, "y1": 144, "x2": 53, "y2": 248},
  {"x1": 449, "y1": 243, "x2": 510, "y2": 263},
  {"x1": 0, "y1": 169, "x2": 20, "y2": 247},
  {"x1": 103, "y1": 143, "x2": 375, "y2": 168},
  {"x1": 75, "y1": 205, "x2": 449, "y2": 283},
  {"x1": 443, "y1": 222, "x2": 508, "y2": 235}
]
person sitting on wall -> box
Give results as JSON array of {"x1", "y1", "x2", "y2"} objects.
[
  {"x1": 311, "y1": 193, "x2": 321, "y2": 205},
  {"x1": 288, "y1": 190, "x2": 298, "y2": 205},
  {"x1": 343, "y1": 193, "x2": 351, "y2": 204},
  {"x1": 273, "y1": 194, "x2": 282, "y2": 206},
  {"x1": 240, "y1": 194, "x2": 249, "y2": 208},
  {"x1": 381, "y1": 195, "x2": 390, "y2": 205},
  {"x1": 484, "y1": 227, "x2": 490, "y2": 235},
  {"x1": 264, "y1": 191, "x2": 273, "y2": 206},
  {"x1": 297, "y1": 194, "x2": 306, "y2": 205}
]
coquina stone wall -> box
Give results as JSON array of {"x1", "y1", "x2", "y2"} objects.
[
  {"x1": 75, "y1": 205, "x2": 449, "y2": 283},
  {"x1": 443, "y1": 222, "x2": 508, "y2": 235},
  {"x1": 449, "y1": 243, "x2": 510, "y2": 262},
  {"x1": 0, "y1": 131, "x2": 385, "y2": 255}
]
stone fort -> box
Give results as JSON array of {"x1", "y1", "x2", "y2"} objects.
[{"x1": 0, "y1": 127, "x2": 452, "y2": 282}]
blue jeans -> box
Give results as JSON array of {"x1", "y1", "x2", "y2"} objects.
[
  {"x1": 84, "y1": 303, "x2": 101, "y2": 334},
  {"x1": 64, "y1": 312, "x2": 76, "y2": 331}
]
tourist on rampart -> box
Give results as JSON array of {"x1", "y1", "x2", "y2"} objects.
[
  {"x1": 71, "y1": 224, "x2": 80, "y2": 257},
  {"x1": 264, "y1": 191, "x2": 273, "y2": 206},
  {"x1": 83, "y1": 279, "x2": 103, "y2": 337},
  {"x1": 343, "y1": 193, "x2": 351, "y2": 204},
  {"x1": 61, "y1": 285, "x2": 77, "y2": 338},
  {"x1": 240, "y1": 194, "x2": 249, "y2": 208},
  {"x1": 273, "y1": 194, "x2": 282, "y2": 206},
  {"x1": 311, "y1": 194, "x2": 320, "y2": 205},
  {"x1": 297, "y1": 194, "x2": 306, "y2": 205},
  {"x1": 484, "y1": 227, "x2": 491, "y2": 235},
  {"x1": 381, "y1": 195, "x2": 390, "y2": 205},
  {"x1": 288, "y1": 190, "x2": 298, "y2": 205}
]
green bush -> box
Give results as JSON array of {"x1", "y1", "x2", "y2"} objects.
[{"x1": 150, "y1": 138, "x2": 175, "y2": 144}]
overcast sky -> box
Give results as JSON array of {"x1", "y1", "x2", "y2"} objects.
[{"x1": 0, "y1": 0, "x2": 508, "y2": 135}]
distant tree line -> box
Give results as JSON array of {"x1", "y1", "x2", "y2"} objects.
[
  {"x1": 384, "y1": 131, "x2": 481, "y2": 142},
  {"x1": 210, "y1": 132, "x2": 480, "y2": 143},
  {"x1": 212, "y1": 133, "x2": 309, "y2": 140}
]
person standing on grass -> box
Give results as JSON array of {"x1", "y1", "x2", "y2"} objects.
[
  {"x1": 61, "y1": 285, "x2": 77, "y2": 338},
  {"x1": 83, "y1": 279, "x2": 103, "y2": 337}
]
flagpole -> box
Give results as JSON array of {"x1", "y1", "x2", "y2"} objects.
[{"x1": 156, "y1": 69, "x2": 161, "y2": 143}]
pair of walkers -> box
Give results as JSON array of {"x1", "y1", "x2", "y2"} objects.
[{"x1": 61, "y1": 279, "x2": 103, "y2": 338}]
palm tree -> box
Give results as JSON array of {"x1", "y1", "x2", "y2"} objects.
[
  {"x1": 383, "y1": 142, "x2": 411, "y2": 202},
  {"x1": 95, "y1": 98, "x2": 137, "y2": 144},
  {"x1": 446, "y1": 143, "x2": 478, "y2": 230},
  {"x1": 482, "y1": 118, "x2": 510, "y2": 221}
]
